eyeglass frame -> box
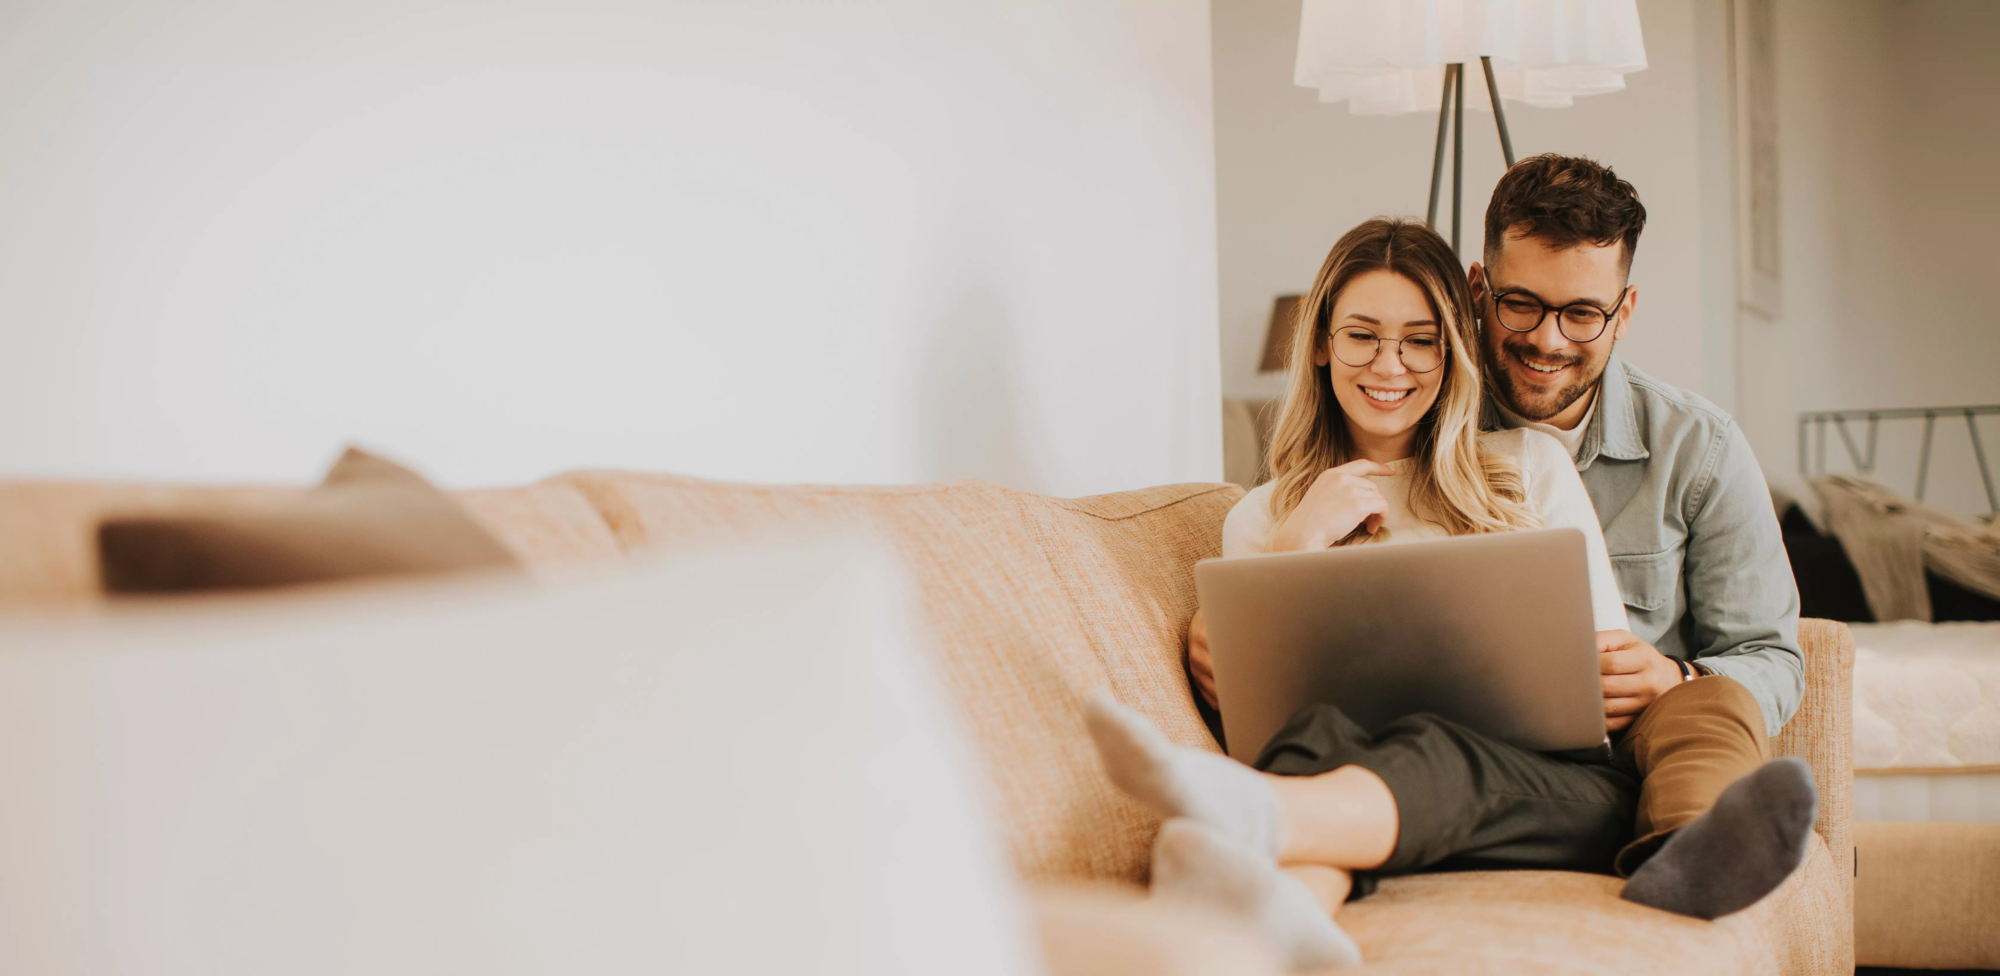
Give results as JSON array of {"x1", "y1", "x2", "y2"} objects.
[
  {"x1": 1486, "y1": 286, "x2": 1630, "y2": 345},
  {"x1": 1324, "y1": 325, "x2": 1447, "y2": 373}
]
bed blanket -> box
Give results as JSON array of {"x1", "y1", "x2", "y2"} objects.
[{"x1": 1813, "y1": 476, "x2": 2000, "y2": 622}]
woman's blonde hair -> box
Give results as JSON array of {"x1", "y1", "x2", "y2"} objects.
[{"x1": 1266, "y1": 218, "x2": 1536, "y2": 539}]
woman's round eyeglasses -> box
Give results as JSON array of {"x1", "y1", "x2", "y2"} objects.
[
  {"x1": 1489, "y1": 289, "x2": 1628, "y2": 344},
  {"x1": 1328, "y1": 327, "x2": 1445, "y2": 373}
]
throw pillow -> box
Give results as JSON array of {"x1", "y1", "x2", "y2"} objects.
[{"x1": 98, "y1": 447, "x2": 518, "y2": 593}]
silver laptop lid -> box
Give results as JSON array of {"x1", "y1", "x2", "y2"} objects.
[{"x1": 1195, "y1": 527, "x2": 1605, "y2": 764}]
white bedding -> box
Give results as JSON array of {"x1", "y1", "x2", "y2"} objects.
[{"x1": 1848, "y1": 620, "x2": 2000, "y2": 823}]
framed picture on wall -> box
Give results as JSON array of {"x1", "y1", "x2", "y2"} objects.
[{"x1": 1732, "y1": 0, "x2": 1782, "y2": 319}]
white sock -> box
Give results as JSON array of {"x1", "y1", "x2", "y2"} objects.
[
  {"x1": 1152, "y1": 819, "x2": 1362, "y2": 971},
  {"x1": 1084, "y1": 694, "x2": 1284, "y2": 857}
]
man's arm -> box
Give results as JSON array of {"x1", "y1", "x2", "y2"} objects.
[{"x1": 1678, "y1": 421, "x2": 1805, "y2": 736}]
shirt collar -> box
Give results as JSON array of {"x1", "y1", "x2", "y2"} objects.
[
  {"x1": 1583, "y1": 353, "x2": 1650, "y2": 468},
  {"x1": 1481, "y1": 354, "x2": 1650, "y2": 471}
]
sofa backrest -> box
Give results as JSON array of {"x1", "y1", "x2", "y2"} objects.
[{"x1": 548, "y1": 470, "x2": 1240, "y2": 884}]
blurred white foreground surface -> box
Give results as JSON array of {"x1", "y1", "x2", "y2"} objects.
[{"x1": 0, "y1": 542, "x2": 1035, "y2": 976}]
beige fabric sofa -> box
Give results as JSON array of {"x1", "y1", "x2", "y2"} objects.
[{"x1": 0, "y1": 472, "x2": 1855, "y2": 974}]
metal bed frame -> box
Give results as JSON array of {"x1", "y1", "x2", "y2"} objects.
[{"x1": 1798, "y1": 405, "x2": 2000, "y2": 516}]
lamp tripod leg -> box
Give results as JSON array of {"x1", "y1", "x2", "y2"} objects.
[
  {"x1": 1451, "y1": 63, "x2": 1464, "y2": 255},
  {"x1": 1426, "y1": 65, "x2": 1455, "y2": 228},
  {"x1": 1481, "y1": 56, "x2": 1516, "y2": 167}
]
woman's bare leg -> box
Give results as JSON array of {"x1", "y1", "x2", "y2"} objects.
[
  {"x1": 1268, "y1": 764, "x2": 1399, "y2": 870},
  {"x1": 1283, "y1": 864, "x2": 1354, "y2": 916}
]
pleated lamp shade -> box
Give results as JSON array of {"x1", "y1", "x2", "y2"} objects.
[{"x1": 1295, "y1": 0, "x2": 1648, "y2": 115}]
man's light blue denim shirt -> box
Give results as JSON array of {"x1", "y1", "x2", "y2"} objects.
[{"x1": 1492, "y1": 355, "x2": 1804, "y2": 735}]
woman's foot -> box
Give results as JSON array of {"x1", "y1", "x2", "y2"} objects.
[
  {"x1": 1152, "y1": 819, "x2": 1362, "y2": 970},
  {"x1": 1084, "y1": 695, "x2": 1282, "y2": 857}
]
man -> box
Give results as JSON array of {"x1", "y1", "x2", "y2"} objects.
[
  {"x1": 1186, "y1": 154, "x2": 1814, "y2": 920},
  {"x1": 1467, "y1": 154, "x2": 1811, "y2": 913}
]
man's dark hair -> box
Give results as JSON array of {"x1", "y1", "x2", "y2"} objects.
[{"x1": 1483, "y1": 153, "x2": 1647, "y2": 275}]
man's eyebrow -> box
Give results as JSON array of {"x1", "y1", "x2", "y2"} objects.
[{"x1": 1493, "y1": 284, "x2": 1616, "y2": 311}]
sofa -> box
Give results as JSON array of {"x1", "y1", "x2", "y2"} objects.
[{"x1": 0, "y1": 470, "x2": 1854, "y2": 974}]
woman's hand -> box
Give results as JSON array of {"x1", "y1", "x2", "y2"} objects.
[{"x1": 1269, "y1": 459, "x2": 1396, "y2": 551}]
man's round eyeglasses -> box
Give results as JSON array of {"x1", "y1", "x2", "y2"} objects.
[
  {"x1": 1328, "y1": 327, "x2": 1445, "y2": 373},
  {"x1": 1489, "y1": 288, "x2": 1628, "y2": 344}
]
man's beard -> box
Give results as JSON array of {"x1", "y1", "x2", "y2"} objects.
[{"x1": 1480, "y1": 333, "x2": 1608, "y2": 422}]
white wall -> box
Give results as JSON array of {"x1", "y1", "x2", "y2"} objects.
[
  {"x1": 1212, "y1": 0, "x2": 1737, "y2": 409},
  {"x1": 0, "y1": 0, "x2": 1221, "y2": 495},
  {"x1": 1736, "y1": 0, "x2": 2000, "y2": 517}
]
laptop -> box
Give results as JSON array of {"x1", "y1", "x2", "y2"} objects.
[{"x1": 1194, "y1": 527, "x2": 1606, "y2": 764}]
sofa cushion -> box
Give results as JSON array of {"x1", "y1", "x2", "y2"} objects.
[
  {"x1": 1030, "y1": 883, "x2": 1277, "y2": 976},
  {"x1": 1335, "y1": 835, "x2": 1845, "y2": 975},
  {"x1": 549, "y1": 470, "x2": 1240, "y2": 884}
]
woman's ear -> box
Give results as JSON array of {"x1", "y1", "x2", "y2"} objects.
[{"x1": 1311, "y1": 335, "x2": 1330, "y2": 368}]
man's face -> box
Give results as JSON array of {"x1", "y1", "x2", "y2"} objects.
[{"x1": 1471, "y1": 228, "x2": 1636, "y2": 423}]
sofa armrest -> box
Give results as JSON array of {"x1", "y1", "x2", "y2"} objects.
[{"x1": 1770, "y1": 618, "x2": 1854, "y2": 909}]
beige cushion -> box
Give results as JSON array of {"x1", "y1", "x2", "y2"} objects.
[
  {"x1": 97, "y1": 449, "x2": 520, "y2": 593},
  {"x1": 0, "y1": 474, "x2": 621, "y2": 609},
  {"x1": 0, "y1": 482, "x2": 303, "y2": 608}
]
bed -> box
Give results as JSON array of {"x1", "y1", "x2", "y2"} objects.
[
  {"x1": 1784, "y1": 407, "x2": 2000, "y2": 968},
  {"x1": 1851, "y1": 620, "x2": 2000, "y2": 824},
  {"x1": 1845, "y1": 620, "x2": 2000, "y2": 970}
]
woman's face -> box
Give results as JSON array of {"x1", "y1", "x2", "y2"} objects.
[{"x1": 1314, "y1": 269, "x2": 1448, "y2": 461}]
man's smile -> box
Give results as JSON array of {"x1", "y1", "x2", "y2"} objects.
[{"x1": 1505, "y1": 343, "x2": 1583, "y2": 384}]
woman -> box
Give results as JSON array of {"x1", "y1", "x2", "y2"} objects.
[{"x1": 1087, "y1": 219, "x2": 1632, "y2": 969}]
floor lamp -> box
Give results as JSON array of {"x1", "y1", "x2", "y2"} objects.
[
  {"x1": 1293, "y1": 0, "x2": 1649, "y2": 257},
  {"x1": 1424, "y1": 58, "x2": 1519, "y2": 256}
]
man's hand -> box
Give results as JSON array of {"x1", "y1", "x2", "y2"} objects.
[
  {"x1": 1597, "y1": 629, "x2": 1684, "y2": 732},
  {"x1": 1188, "y1": 608, "x2": 1218, "y2": 709},
  {"x1": 1269, "y1": 459, "x2": 1395, "y2": 552}
]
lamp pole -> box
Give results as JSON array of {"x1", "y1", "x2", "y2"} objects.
[{"x1": 1425, "y1": 56, "x2": 1518, "y2": 257}]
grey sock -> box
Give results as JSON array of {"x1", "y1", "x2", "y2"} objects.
[
  {"x1": 1084, "y1": 695, "x2": 1283, "y2": 857},
  {"x1": 1620, "y1": 756, "x2": 1819, "y2": 920},
  {"x1": 1152, "y1": 819, "x2": 1362, "y2": 971}
]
